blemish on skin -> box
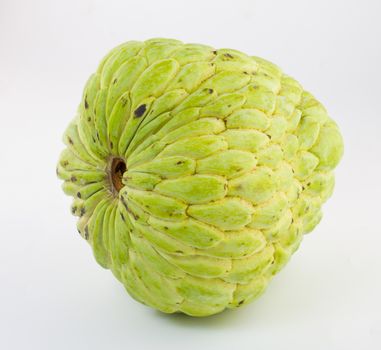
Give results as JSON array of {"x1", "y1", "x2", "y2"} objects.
[
  {"x1": 84, "y1": 96, "x2": 89, "y2": 109},
  {"x1": 176, "y1": 161, "x2": 184, "y2": 165},
  {"x1": 77, "y1": 192, "x2": 81, "y2": 198},
  {"x1": 68, "y1": 137, "x2": 74, "y2": 145},
  {"x1": 164, "y1": 226, "x2": 169, "y2": 230},
  {"x1": 224, "y1": 53, "x2": 234, "y2": 59},
  {"x1": 84, "y1": 226, "x2": 89, "y2": 240},
  {"x1": 80, "y1": 207, "x2": 86, "y2": 217},
  {"x1": 71, "y1": 176, "x2": 77, "y2": 182},
  {"x1": 121, "y1": 196, "x2": 128, "y2": 209},
  {"x1": 212, "y1": 50, "x2": 217, "y2": 55},
  {"x1": 92, "y1": 136, "x2": 96, "y2": 143},
  {"x1": 62, "y1": 160, "x2": 69, "y2": 167},
  {"x1": 110, "y1": 141, "x2": 114, "y2": 149},
  {"x1": 120, "y1": 96, "x2": 128, "y2": 107},
  {"x1": 243, "y1": 71, "x2": 249, "y2": 75},
  {"x1": 120, "y1": 212, "x2": 125, "y2": 222},
  {"x1": 175, "y1": 250, "x2": 183, "y2": 254},
  {"x1": 134, "y1": 104, "x2": 147, "y2": 118},
  {"x1": 96, "y1": 132, "x2": 100, "y2": 141},
  {"x1": 71, "y1": 206, "x2": 77, "y2": 214},
  {"x1": 87, "y1": 117, "x2": 91, "y2": 122},
  {"x1": 113, "y1": 78, "x2": 118, "y2": 84},
  {"x1": 238, "y1": 300, "x2": 244, "y2": 306},
  {"x1": 121, "y1": 197, "x2": 134, "y2": 216},
  {"x1": 208, "y1": 88, "x2": 214, "y2": 94}
]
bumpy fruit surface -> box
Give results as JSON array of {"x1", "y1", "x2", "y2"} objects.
[{"x1": 57, "y1": 38, "x2": 343, "y2": 317}]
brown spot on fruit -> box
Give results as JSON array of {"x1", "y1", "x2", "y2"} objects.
[
  {"x1": 84, "y1": 226, "x2": 89, "y2": 240},
  {"x1": 121, "y1": 196, "x2": 128, "y2": 209},
  {"x1": 134, "y1": 104, "x2": 147, "y2": 118}
]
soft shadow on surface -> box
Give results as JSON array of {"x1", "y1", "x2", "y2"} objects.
[
  {"x1": 152, "y1": 304, "x2": 259, "y2": 329},
  {"x1": 151, "y1": 258, "x2": 330, "y2": 329}
]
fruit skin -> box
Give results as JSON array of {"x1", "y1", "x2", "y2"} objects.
[{"x1": 57, "y1": 38, "x2": 343, "y2": 317}]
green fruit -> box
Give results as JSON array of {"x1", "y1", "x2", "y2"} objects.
[{"x1": 57, "y1": 38, "x2": 343, "y2": 317}]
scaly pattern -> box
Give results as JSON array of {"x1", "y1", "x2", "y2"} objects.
[{"x1": 57, "y1": 38, "x2": 344, "y2": 316}]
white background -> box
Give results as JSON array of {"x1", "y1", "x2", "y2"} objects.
[{"x1": 1, "y1": 0, "x2": 380, "y2": 349}]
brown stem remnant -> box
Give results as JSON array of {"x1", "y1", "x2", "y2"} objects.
[{"x1": 108, "y1": 157, "x2": 126, "y2": 195}]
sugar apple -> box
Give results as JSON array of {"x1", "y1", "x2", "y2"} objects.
[{"x1": 57, "y1": 38, "x2": 343, "y2": 317}]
